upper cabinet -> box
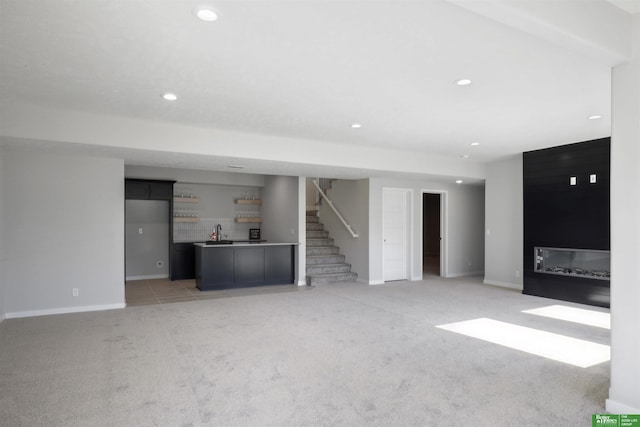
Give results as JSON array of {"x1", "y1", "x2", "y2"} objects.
[{"x1": 125, "y1": 179, "x2": 174, "y2": 200}]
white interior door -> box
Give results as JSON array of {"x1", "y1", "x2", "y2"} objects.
[{"x1": 383, "y1": 188, "x2": 409, "y2": 281}]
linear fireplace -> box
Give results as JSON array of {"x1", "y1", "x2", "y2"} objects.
[
  {"x1": 523, "y1": 137, "x2": 610, "y2": 307},
  {"x1": 534, "y1": 247, "x2": 610, "y2": 281}
]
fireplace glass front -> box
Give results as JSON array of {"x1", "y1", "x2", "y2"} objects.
[{"x1": 534, "y1": 247, "x2": 610, "y2": 281}]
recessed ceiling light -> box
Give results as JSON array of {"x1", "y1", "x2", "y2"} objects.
[
  {"x1": 461, "y1": 154, "x2": 470, "y2": 159},
  {"x1": 195, "y1": 7, "x2": 218, "y2": 22},
  {"x1": 351, "y1": 123, "x2": 362, "y2": 129},
  {"x1": 162, "y1": 93, "x2": 178, "y2": 101},
  {"x1": 227, "y1": 165, "x2": 245, "y2": 169},
  {"x1": 455, "y1": 79, "x2": 472, "y2": 86},
  {"x1": 456, "y1": 179, "x2": 463, "y2": 184},
  {"x1": 470, "y1": 142, "x2": 480, "y2": 146},
  {"x1": 588, "y1": 115, "x2": 603, "y2": 120}
]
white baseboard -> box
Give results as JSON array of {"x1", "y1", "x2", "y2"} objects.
[
  {"x1": 368, "y1": 280, "x2": 385, "y2": 285},
  {"x1": 483, "y1": 279, "x2": 523, "y2": 291},
  {"x1": 606, "y1": 398, "x2": 640, "y2": 414},
  {"x1": 126, "y1": 274, "x2": 169, "y2": 281},
  {"x1": 297, "y1": 279, "x2": 307, "y2": 286},
  {"x1": 5, "y1": 303, "x2": 126, "y2": 319}
]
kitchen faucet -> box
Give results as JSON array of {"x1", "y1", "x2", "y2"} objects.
[{"x1": 216, "y1": 224, "x2": 222, "y2": 241}]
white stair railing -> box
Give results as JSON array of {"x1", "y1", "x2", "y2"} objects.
[
  {"x1": 315, "y1": 178, "x2": 332, "y2": 206},
  {"x1": 311, "y1": 179, "x2": 359, "y2": 238}
]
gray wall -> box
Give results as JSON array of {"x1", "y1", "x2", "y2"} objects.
[
  {"x1": 261, "y1": 175, "x2": 301, "y2": 283},
  {"x1": 319, "y1": 179, "x2": 370, "y2": 283},
  {"x1": 0, "y1": 150, "x2": 5, "y2": 322},
  {"x1": 261, "y1": 175, "x2": 299, "y2": 243},
  {"x1": 2, "y1": 150, "x2": 125, "y2": 317},
  {"x1": 483, "y1": 155, "x2": 523, "y2": 289},
  {"x1": 125, "y1": 200, "x2": 169, "y2": 280},
  {"x1": 369, "y1": 178, "x2": 485, "y2": 284},
  {"x1": 306, "y1": 178, "x2": 319, "y2": 210},
  {"x1": 125, "y1": 165, "x2": 265, "y2": 187},
  {"x1": 448, "y1": 184, "x2": 485, "y2": 277}
]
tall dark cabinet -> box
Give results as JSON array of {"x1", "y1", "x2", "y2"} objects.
[{"x1": 523, "y1": 138, "x2": 610, "y2": 308}]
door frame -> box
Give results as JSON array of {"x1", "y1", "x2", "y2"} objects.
[
  {"x1": 421, "y1": 189, "x2": 448, "y2": 278},
  {"x1": 382, "y1": 187, "x2": 414, "y2": 282}
]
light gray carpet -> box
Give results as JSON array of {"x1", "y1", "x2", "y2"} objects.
[{"x1": 0, "y1": 277, "x2": 610, "y2": 426}]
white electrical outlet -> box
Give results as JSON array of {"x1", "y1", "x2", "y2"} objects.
[
  {"x1": 138, "y1": 228, "x2": 143, "y2": 234},
  {"x1": 72, "y1": 288, "x2": 79, "y2": 297}
]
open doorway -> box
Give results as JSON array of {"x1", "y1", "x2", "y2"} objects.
[{"x1": 423, "y1": 193, "x2": 441, "y2": 278}]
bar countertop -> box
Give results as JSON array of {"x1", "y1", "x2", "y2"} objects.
[{"x1": 194, "y1": 241, "x2": 300, "y2": 248}]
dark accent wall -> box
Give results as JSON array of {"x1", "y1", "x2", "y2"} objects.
[{"x1": 523, "y1": 138, "x2": 610, "y2": 307}]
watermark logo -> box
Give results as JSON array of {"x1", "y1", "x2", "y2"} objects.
[
  {"x1": 593, "y1": 415, "x2": 640, "y2": 427},
  {"x1": 594, "y1": 415, "x2": 619, "y2": 425}
]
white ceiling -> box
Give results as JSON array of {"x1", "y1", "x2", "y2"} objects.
[
  {"x1": 0, "y1": 0, "x2": 625, "y2": 179},
  {"x1": 608, "y1": 0, "x2": 640, "y2": 14}
]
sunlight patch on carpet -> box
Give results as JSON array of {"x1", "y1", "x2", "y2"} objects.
[
  {"x1": 436, "y1": 318, "x2": 610, "y2": 368},
  {"x1": 522, "y1": 305, "x2": 610, "y2": 329}
]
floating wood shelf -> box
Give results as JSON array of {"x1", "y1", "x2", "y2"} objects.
[
  {"x1": 235, "y1": 199, "x2": 262, "y2": 205},
  {"x1": 174, "y1": 197, "x2": 200, "y2": 203},
  {"x1": 174, "y1": 217, "x2": 200, "y2": 223},
  {"x1": 235, "y1": 217, "x2": 262, "y2": 223}
]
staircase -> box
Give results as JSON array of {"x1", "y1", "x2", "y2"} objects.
[{"x1": 306, "y1": 210, "x2": 357, "y2": 285}]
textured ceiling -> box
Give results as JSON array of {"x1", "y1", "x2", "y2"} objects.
[
  {"x1": 607, "y1": 0, "x2": 640, "y2": 14},
  {"x1": 0, "y1": 0, "x2": 618, "y2": 177}
]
